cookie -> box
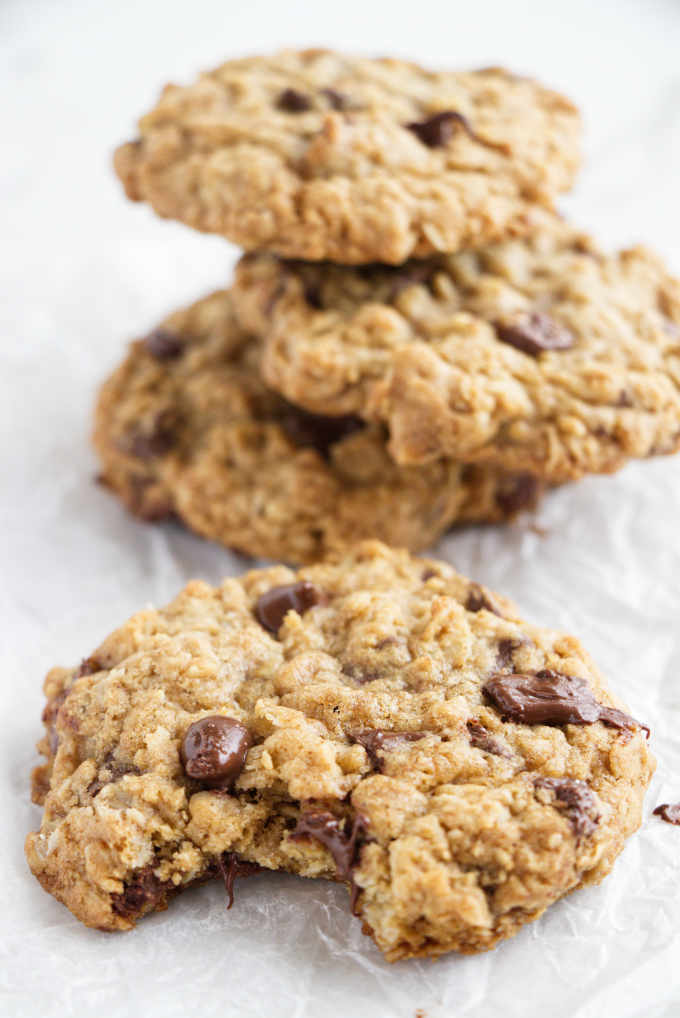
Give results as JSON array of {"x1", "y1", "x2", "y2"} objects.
[
  {"x1": 26, "y1": 542, "x2": 653, "y2": 959},
  {"x1": 233, "y1": 210, "x2": 680, "y2": 482},
  {"x1": 93, "y1": 289, "x2": 541, "y2": 564},
  {"x1": 114, "y1": 50, "x2": 580, "y2": 264}
]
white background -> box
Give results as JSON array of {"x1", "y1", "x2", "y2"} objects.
[{"x1": 2, "y1": 1, "x2": 680, "y2": 1016}]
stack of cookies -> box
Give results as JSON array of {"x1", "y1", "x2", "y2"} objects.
[
  {"x1": 26, "y1": 51, "x2": 678, "y2": 964},
  {"x1": 95, "y1": 49, "x2": 680, "y2": 564}
]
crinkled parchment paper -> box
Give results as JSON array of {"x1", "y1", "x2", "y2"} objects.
[{"x1": 1, "y1": 1, "x2": 679, "y2": 1015}]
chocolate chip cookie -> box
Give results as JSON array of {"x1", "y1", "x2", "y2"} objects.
[
  {"x1": 233, "y1": 210, "x2": 680, "y2": 482},
  {"x1": 93, "y1": 289, "x2": 541, "y2": 563},
  {"x1": 114, "y1": 50, "x2": 580, "y2": 264},
  {"x1": 26, "y1": 542, "x2": 653, "y2": 958}
]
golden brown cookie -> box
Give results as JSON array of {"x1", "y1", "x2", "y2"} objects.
[
  {"x1": 233, "y1": 210, "x2": 680, "y2": 482},
  {"x1": 114, "y1": 50, "x2": 580, "y2": 264},
  {"x1": 26, "y1": 542, "x2": 653, "y2": 959},
  {"x1": 93, "y1": 289, "x2": 541, "y2": 563}
]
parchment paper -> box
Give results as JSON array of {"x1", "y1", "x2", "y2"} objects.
[{"x1": 2, "y1": 1, "x2": 679, "y2": 1015}]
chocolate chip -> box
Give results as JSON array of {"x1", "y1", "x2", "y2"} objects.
[
  {"x1": 128, "y1": 475, "x2": 175, "y2": 522},
  {"x1": 421, "y1": 568, "x2": 438, "y2": 581},
  {"x1": 277, "y1": 88, "x2": 312, "y2": 112},
  {"x1": 144, "y1": 329, "x2": 184, "y2": 360},
  {"x1": 255, "y1": 580, "x2": 324, "y2": 634},
  {"x1": 111, "y1": 866, "x2": 170, "y2": 921},
  {"x1": 495, "y1": 312, "x2": 575, "y2": 356},
  {"x1": 180, "y1": 716, "x2": 252, "y2": 788},
  {"x1": 496, "y1": 638, "x2": 523, "y2": 670},
  {"x1": 75, "y1": 656, "x2": 102, "y2": 677},
  {"x1": 653, "y1": 803, "x2": 680, "y2": 825},
  {"x1": 466, "y1": 720, "x2": 512, "y2": 758},
  {"x1": 495, "y1": 474, "x2": 541, "y2": 516},
  {"x1": 217, "y1": 852, "x2": 261, "y2": 909},
  {"x1": 352, "y1": 730, "x2": 426, "y2": 769},
  {"x1": 280, "y1": 404, "x2": 364, "y2": 459},
  {"x1": 535, "y1": 777, "x2": 600, "y2": 838},
  {"x1": 483, "y1": 669, "x2": 644, "y2": 733},
  {"x1": 125, "y1": 410, "x2": 177, "y2": 460},
  {"x1": 406, "y1": 110, "x2": 473, "y2": 148},
  {"x1": 465, "y1": 583, "x2": 503, "y2": 616},
  {"x1": 320, "y1": 87, "x2": 349, "y2": 110},
  {"x1": 290, "y1": 809, "x2": 369, "y2": 879},
  {"x1": 88, "y1": 755, "x2": 140, "y2": 798}
]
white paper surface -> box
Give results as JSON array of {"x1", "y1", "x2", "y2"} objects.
[{"x1": 2, "y1": 1, "x2": 680, "y2": 1015}]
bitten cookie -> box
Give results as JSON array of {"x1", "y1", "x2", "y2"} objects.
[
  {"x1": 93, "y1": 289, "x2": 541, "y2": 563},
  {"x1": 26, "y1": 542, "x2": 652, "y2": 959},
  {"x1": 233, "y1": 210, "x2": 680, "y2": 482},
  {"x1": 114, "y1": 49, "x2": 580, "y2": 264}
]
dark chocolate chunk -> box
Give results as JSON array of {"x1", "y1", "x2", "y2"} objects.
[
  {"x1": 352, "y1": 730, "x2": 426, "y2": 769},
  {"x1": 535, "y1": 777, "x2": 600, "y2": 838},
  {"x1": 496, "y1": 638, "x2": 523, "y2": 671},
  {"x1": 255, "y1": 580, "x2": 324, "y2": 634},
  {"x1": 76, "y1": 656, "x2": 102, "y2": 678},
  {"x1": 279, "y1": 403, "x2": 364, "y2": 459},
  {"x1": 495, "y1": 474, "x2": 541, "y2": 516},
  {"x1": 495, "y1": 312, "x2": 575, "y2": 356},
  {"x1": 290, "y1": 809, "x2": 369, "y2": 879},
  {"x1": 653, "y1": 802, "x2": 680, "y2": 825},
  {"x1": 406, "y1": 110, "x2": 474, "y2": 148},
  {"x1": 125, "y1": 410, "x2": 177, "y2": 460},
  {"x1": 111, "y1": 866, "x2": 170, "y2": 921},
  {"x1": 483, "y1": 669, "x2": 643, "y2": 733},
  {"x1": 180, "y1": 716, "x2": 252, "y2": 788},
  {"x1": 144, "y1": 329, "x2": 184, "y2": 360},
  {"x1": 466, "y1": 720, "x2": 512, "y2": 758},
  {"x1": 277, "y1": 88, "x2": 312, "y2": 112},
  {"x1": 217, "y1": 852, "x2": 262, "y2": 909},
  {"x1": 88, "y1": 755, "x2": 140, "y2": 798},
  {"x1": 465, "y1": 583, "x2": 503, "y2": 616},
  {"x1": 320, "y1": 87, "x2": 349, "y2": 110}
]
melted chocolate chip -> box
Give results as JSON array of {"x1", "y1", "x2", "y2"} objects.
[
  {"x1": 88, "y1": 755, "x2": 140, "y2": 798},
  {"x1": 277, "y1": 88, "x2": 312, "y2": 112},
  {"x1": 495, "y1": 474, "x2": 541, "y2": 516},
  {"x1": 495, "y1": 312, "x2": 575, "y2": 356},
  {"x1": 466, "y1": 721, "x2": 512, "y2": 758},
  {"x1": 653, "y1": 803, "x2": 680, "y2": 825},
  {"x1": 255, "y1": 580, "x2": 324, "y2": 634},
  {"x1": 535, "y1": 777, "x2": 600, "y2": 838},
  {"x1": 353, "y1": 730, "x2": 426, "y2": 769},
  {"x1": 217, "y1": 852, "x2": 262, "y2": 908},
  {"x1": 144, "y1": 329, "x2": 184, "y2": 360},
  {"x1": 290, "y1": 809, "x2": 369, "y2": 879},
  {"x1": 465, "y1": 583, "x2": 503, "y2": 616},
  {"x1": 111, "y1": 866, "x2": 170, "y2": 921},
  {"x1": 320, "y1": 87, "x2": 349, "y2": 110},
  {"x1": 180, "y1": 716, "x2": 252, "y2": 788},
  {"x1": 483, "y1": 669, "x2": 643, "y2": 732},
  {"x1": 496, "y1": 638, "x2": 523, "y2": 671},
  {"x1": 125, "y1": 410, "x2": 177, "y2": 460},
  {"x1": 406, "y1": 110, "x2": 474, "y2": 148},
  {"x1": 76, "y1": 656, "x2": 102, "y2": 678},
  {"x1": 279, "y1": 403, "x2": 365, "y2": 459}
]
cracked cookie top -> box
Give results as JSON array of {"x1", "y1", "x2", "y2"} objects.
[
  {"x1": 26, "y1": 542, "x2": 653, "y2": 959},
  {"x1": 93, "y1": 288, "x2": 539, "y2": 563},
  {"x1": 233, "y1": 210, "x2": 680, "y2": 482},
  {"x1": 114, "y1": 49, "x2": 580, "y2": 264}
]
